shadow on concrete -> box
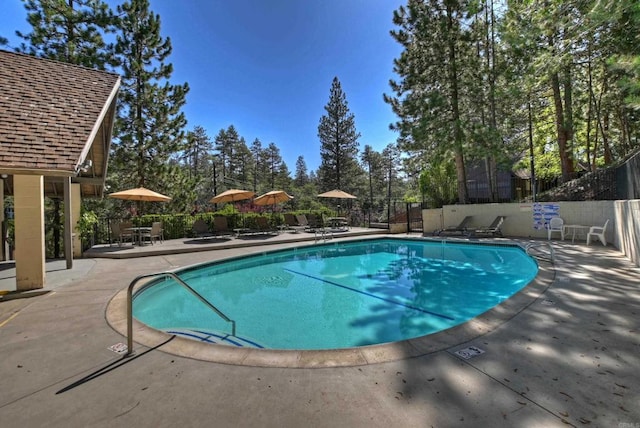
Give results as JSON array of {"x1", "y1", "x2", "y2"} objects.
[{"x1": 56, "y1": 336, "x2": 176, "y2": 395}]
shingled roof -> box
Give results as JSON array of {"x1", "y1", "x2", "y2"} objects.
[{"x1": 0, "y1": 50, "x2": 120, "y2": 197}]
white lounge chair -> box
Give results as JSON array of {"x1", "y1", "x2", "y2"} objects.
[
  {"x1": 586, "y1": 219, "x2": 609, "y2": 246},
  {"x1": 547, "y1": 217, "x2": 564, "y2": 240}
]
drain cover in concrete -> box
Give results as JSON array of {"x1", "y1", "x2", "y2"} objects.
[
  {"x1": 454, "y1": 346, "x2": 485, "y2": 359},
  {"x1": 108, "y1": 343, "x2": 128, "y2": 354}
]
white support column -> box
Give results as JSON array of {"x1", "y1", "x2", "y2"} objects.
[{"x1": 14, "y1": 175, "x2": 45, "y2": 290}]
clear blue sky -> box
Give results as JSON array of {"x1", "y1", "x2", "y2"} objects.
[{"x1": 1, "y1": 0, "x2": 404, "y2": 172}]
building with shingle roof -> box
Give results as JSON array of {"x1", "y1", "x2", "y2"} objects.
[
  {"x1": 0, "y1": 49, "x2": 120, "y2": 198},
  {"x1": 0, "y1": 50, "x2": 121, "y2": 290}
]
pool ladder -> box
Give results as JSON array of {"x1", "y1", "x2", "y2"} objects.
[
  {"x1": 125, "y1": 272, "x2": 236, "y2": 357},
  {"x1": 314, "y1": 227, "x2": 333, "y2": 242},
  {"x1": 525, "y1": 242, "x2": 555, "y2": 263}
]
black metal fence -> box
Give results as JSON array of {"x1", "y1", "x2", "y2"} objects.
[{"x1": 616, "y1": 150, "x2": 640, "y2": 200}]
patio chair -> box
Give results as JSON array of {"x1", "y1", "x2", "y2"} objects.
[
  {"x1": 435, "y1": 216, "x2": 473, "y2": 236},
  {"x1": 255, "y1": 216, "x2": 277, "y2": 235},
  {"x1": 153, "y1": 221, "x2": 164, "y2": 242},
  {"x1": 192, "y1": 219, "x2": 214, "y2": 239},
  {"x1": 140, "y1": 222, "x2": 164, "y2": 245},
  {"x1": 212, "y1": 216, "x2": 233, "y2": 238},
  {"x1": 284, "y1": 213, "x2": 304, "y2": 233},
  {"x1": 547, "y1": 217, "x2": 564, "y2": 240},
  {"x1": 586, "y1": 219, "x2": 609, "y2": 246},
  {"x1": 296, "y1": 214, "x2": 312, "y2": 231},
  {"x1": 471, "y1": 216, "x2": 505, "y2": 237},
  {"x1": 111, "y1": 222, "x2": 133, "y2": 246},
  {"x1": 306, "y1": 214, "x2": 323, "y2": 231}
]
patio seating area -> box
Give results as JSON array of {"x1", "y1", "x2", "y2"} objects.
[{"x1": 85, "y1": 225, "x2": 382, "y2": 258}]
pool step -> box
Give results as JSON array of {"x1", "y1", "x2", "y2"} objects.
[{"x1": 166, "y1": 328, "x2": 265, "y2": 348}]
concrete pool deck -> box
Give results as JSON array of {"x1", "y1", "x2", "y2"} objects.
[{"x1": 0, "y1": 234, "x2": 639, "y2": 427}]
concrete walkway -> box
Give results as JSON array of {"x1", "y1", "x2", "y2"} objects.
[{"x1": 0, "y1": 236, "x2": 638, "y2": 427}]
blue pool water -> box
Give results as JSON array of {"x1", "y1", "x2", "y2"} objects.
[{"x1": 133, "y1": 239, "x2": 538, "y2": 350}]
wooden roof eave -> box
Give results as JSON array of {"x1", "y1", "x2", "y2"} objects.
[{"x1": 75, "y1": 76, "x2": 121, "y2": 174}]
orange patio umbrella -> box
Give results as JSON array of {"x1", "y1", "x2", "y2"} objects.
[
  {"x1": 317, "y1": 189, "x2": 357, "y2": 199},
  {"x1": 253, "y1": 190, "x2": 294, "y2": 206},
  {"x1": 209, "y1": 189, "x2": 256, "y2": 204},
  {"x1": 318, "y1": 189, "x2": 357, "y2": 216},
  {"x1": 108, "y1": 186, "x2": 172, "y2": 202}
]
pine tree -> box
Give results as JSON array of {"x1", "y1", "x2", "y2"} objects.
[
  {"x1": 294, "y1": 156, "x2": 309, "y2": 187},
  {"x1": 111, "y1": 0, "x2": 189, "y2": 195},
  {"x1": 264, "y1": 143, "x2": 289, "y2": 190},
  {"x1": 233, "y1": 138, "x2": 253, "y2": 189},
  {"x1": 502, "y1": 0, "x2": 640, "y2": 180},
  {"x1": 16, "y1": 0, "x2": 116, "y2": 69},
  {"x1": 386, "y1": 0, "x2": 470, "y2": 203},
  {"x1": 317, "y1": 77, "x2": 361, "y2": 192},
  {"x1": 183, "y1": 125, "x2": 211, "y2": 178},
  {"x1": 361, "y1": 145, "x2": 385, "y2": 223},
  {"x1": 249, "y1": 138, "x2": 264, "y2": 192},
  {"x1": 214, "y1": 125, "x2": 245, "y2": 185},
  {"x1": 179, "y1": 125, "x2": 215, "y2": 205}
]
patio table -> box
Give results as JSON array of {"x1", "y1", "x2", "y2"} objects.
[
  {"x1": 563, "y1": 224, "x2": 590, "y2": 243},
  {"x1": 327, "y1": 217, "x2": 349, "y2": 230},
  {"x1": 125, "y1": 227, "x2": 152, "y2": 246}
]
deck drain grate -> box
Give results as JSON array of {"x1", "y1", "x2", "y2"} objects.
[
  {"x1": 108, "y1": 342, "x2": 128, "y2": 354},
  {"x1": 454, "y1": 346, "x2": 485, "y2": 360}
]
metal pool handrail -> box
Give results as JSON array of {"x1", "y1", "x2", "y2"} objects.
[
  {"x1": 525, "y1": 242, "x2": 555, "y2": 263},
  {"x1": 125, "y1": 271, "x2": 236, "y2": 357}
]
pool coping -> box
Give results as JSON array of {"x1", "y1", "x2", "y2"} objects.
[{"x1": 105, "y1": 237, "x2": 555, "y2": 368}]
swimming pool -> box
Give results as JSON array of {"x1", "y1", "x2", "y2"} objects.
[{"x1": 132, "y1": 238, "x2": 538, "y2": 350}]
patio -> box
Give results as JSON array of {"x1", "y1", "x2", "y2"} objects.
[
  {"x1": 0, "y1": 235, "x2": 638, "y2": 427},
  {"x1": 82, "y1": 226, "x2": 383, "y2": 259}
]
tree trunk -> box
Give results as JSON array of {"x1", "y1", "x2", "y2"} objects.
[
  {"x1": 446, "y1": 3, "x2": 468, "y2": 203},
  {"x1": 487, "y1": 0, "x2": 498, "y2": 202},
  {"x1": 550, "y1": 71, "x2": 574, "y2": 181},
  {"x1": 602, "y1": 114, "x2": 612, "y2": 165},
  {"x1": 586, "y1": 42, "x2": 594, "y2": 169}
]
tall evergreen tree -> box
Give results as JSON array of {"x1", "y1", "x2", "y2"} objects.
[
  {"x1": 249, "y1": 138, "x2": 264, "y2": 192},
  {"x1": 386, "y1": 0, "x2": 470, "y2": 203},
  {"x1": 264, "y1": 142, "x2": 289, "y2": 190},
  {"x1": 317, "y1": 77, "x2": 361, "y2": 192},
  {"x1": 233, "y1": 138, "x2": 253, "y2": 189},
  {"x1": 506, "y1": 0, "x2": 578, "y2": 181},
  {"x1": 502, "y1": 0, "x2": 640, "y2": 180},
  {"x1": 178, "y1": 125, "x2": 216, "y2": 206},
  {"x1": 111, "y1": 0, "x2": 189, "y2": 195},
  {"x1": 214, "y1": 125, "x2": 248, "y2": 186},
  {"x1": 183, "y1": 125, "x2": 211, "y2": 178},
  {"x1": 16, "y1": 0, "x2": 116, "y2": 69},
  {"x1": 360, "y1": 145, "x2": 386, "y2": 222},
  {"x1": 294, "y1": 156, "x2": 309, "y2": 187},
  {"x1": 382, "y1": 143, "x2": 402, "y2": 220}
]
